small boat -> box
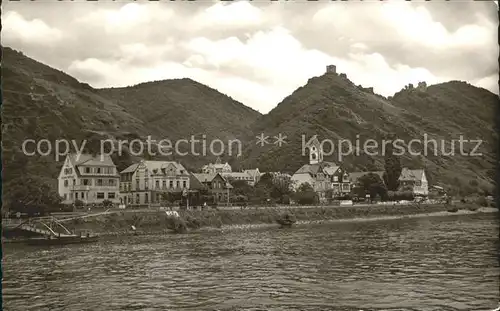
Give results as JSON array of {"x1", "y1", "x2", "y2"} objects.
[
  {"x1": 276, "y1": 213, "x2": 297, "y2": 228},
  {"x1": 26, "y1": 233, "x2": 99, "y2": 246}
]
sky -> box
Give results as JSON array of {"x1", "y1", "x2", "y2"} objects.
[{"x1": 3, "y1": 0, "x2": 499, "y2": 113}]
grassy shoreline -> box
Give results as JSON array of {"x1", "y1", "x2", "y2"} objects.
[{"x1": 57, "y1": 203, "x2": 495, "y2": 236}]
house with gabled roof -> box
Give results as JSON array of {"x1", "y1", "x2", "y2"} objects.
[
  {"x1": 201, "y1": 157, "x2": 232, "y2": 174},
  {"x1": 120, "y1": 160, "x2": 190, "y2": 206},
  {"x1": 58, "y1": 153, "x2": 120, "y2": 206},
  {"x1": 291, "y1": 136, "x2": 350, "y2": 201},
  {"x1": 192, "y1": 173, "x2": 233, "y2": 203},
  {"x1": 398, "y1": 168, "x2": 428, "y2": 196}
]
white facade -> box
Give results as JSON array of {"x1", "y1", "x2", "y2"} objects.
[
  {"x1": 120, "y1": 160, "x2": 190, "y2": 206},
  {"x1": 399, "y1": 168, "x2": 429, "y2": 196},
  {"x1": 58, "y1": 154, "x2": 120, "y2": 205}
]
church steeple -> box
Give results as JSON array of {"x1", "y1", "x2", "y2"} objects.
[{"x1": 306, "y1": 136, "x2": 323, "y2": 165}]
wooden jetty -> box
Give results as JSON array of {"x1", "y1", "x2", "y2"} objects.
[{"x1": 3, "y1": 216, "x2": 99, "y2": 246}]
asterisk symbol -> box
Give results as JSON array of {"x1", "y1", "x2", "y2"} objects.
[
  {"x1": 273, "y1": 133, "x2": 287, "y2": 147},
  {"x1": 255, "y1": 133, "x2": 270, "y2": 147}
]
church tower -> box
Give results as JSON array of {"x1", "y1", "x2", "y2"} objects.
[{"x1": 306, "y1": 136, "x2": 323, "y2": 165}]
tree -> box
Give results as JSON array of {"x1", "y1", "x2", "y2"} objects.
[
  {"x1": 228, "y1": 179, "x2": 253, "y2": 197},
  {"x1": 4, "y1": 175, "x2": 63, "y2": 216},
  {"x1": 294, "y1": 183, "x2": 318, "y2": 205},
  {"x1": 384, "y1": 140, "x2": 402, "y2": 191},
  {"x1": 358, "y1": 173, "x2": 388, "y2": 201},
  {"x1": 254, "y1": 173, "x2": 293, "y2": 204}
]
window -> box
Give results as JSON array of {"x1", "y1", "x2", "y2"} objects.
[
  {"x1": 183, "y1": 181, "x2": 187, "y2": 188},
  {"x1": 176, "y1": 181, "x2": 180, "y2": 188},
  {"x1": 416, "y1": 181, "x2": 422, "y2": 186},
  {"x1": 75, "y1": 192, "x2": 79, "y2": 199},
  {"x1": 83, "y1": 179, "x2": 90, "y2": 186},
  {"x1": 63, "y1": 194, "x2": 67, "y2": 200},
  {"x1": 108, "y1": 192, "x2": 116, "y2": 199},
  {"x1": 97, "y1": 179, "x2": 103, "y2": 186},
  {"x1": 73, "y1": 179, "x2": 76, "y2": 185},
  {"x1": 145, "y1": 181, "x2": 149, "y2": 190},
  {"x1": 169, "y1": 181, "x2": 173, "y2": 188},
  {"x1": 145, "y1": 193, "x2": 149, "y2": 204},
  {"x1": 97, "y1": 168, "x2": 102, "y2": 174},
  {"x1": 97, "y1": 192, "x2": 105, "y2": 199},
  {"x1": 81, "y1": 192, "x2": 84, "y2": 199},
  {"x1": 136, "y1": 179, "x2": 140, "y2": 190},
  {"x1": 64, "y1": 180, "x2": 69, "y2": 187},
  {"x1": 109, "y1": 179, "x2": 115, "y2": 186},
  {"x1": 136, "y1": 194, "x2": 140, "y2": 204},
  {"x1": 156, "y1": 180, "x2": 160, "y2": 189},
  {"x1": 85, "y1": 167, "x2": 90, "y2": 173},
  {"x1": 162, "y1": 181, "x2": 166, "y2": 189}
]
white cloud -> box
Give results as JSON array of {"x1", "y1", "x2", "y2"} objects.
[
  {"x1": 2, "y1": 11, "x2": 62, "y2": 45},
  {"x1": 3, "y1": 1, "x2": 498, "y2": 113},
  {"x1": 193, "y1": 1, "x2": 263, "y2": 28}
]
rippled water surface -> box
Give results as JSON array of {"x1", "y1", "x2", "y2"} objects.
[{"x1": 3, "y1": 213, "x2": 499, "y2": 311}]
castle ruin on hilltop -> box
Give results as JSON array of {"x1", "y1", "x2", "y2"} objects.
[
  {"x1": 326, "y1": 65, "x2": 348, "y2": 79},
  {"x1": 404, "y1": 81, "x2": 428, "y2": 92},
  {"x1": 326, "y1": 65, "x2": 337, "y2": 74}
]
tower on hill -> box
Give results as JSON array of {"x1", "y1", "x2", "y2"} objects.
[{"x1": 326, "y1": 65, "x2": 337, "y2": 74}]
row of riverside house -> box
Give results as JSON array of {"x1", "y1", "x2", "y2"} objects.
[
  {"x1": 290, "y1": 136, "x2": 429, "y2": 202},
  {"x1": 58, "y1": 143, "x2": 429, "y2": 208},
  {"x1": 57, "y1": 154, "x2": 261, "y2": 208}
]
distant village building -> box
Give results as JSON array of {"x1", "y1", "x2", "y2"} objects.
[
  {"x1": 243, "y1": 168, "x2": 261, "y2": 185},
  {"x1": 291, "y1": 137, "x2": 350, "y2": 201},
  {"x1": 326, "y1": 65, "x2": 337, "y2": 74},
  {"x1": 120, "y1": 160, "x2": 190, "y2": 206},
  {"x1": 58, "y1": 153, "x2": 120, "y2": 206},
  {"x1": 222, "y1": 168, "x2": 260, "y2": 186},
  {"x1": 192, "y1": 173, "x2": 233, "y2": 203},
  {"x1": 201, "y1": 157, "x2": 232, "y2": 174},
  {"x1": 339, "y1": 73, "x2": 347, "y2": 79},
  {"x1": 399, "y1": 168, "x2": 428, "y2": 196}
]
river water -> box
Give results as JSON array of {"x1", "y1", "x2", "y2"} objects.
[{"x1": 3, "y1": 213, "x2": 499, "y2": 311}]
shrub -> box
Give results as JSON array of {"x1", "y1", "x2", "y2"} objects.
[
  {"x1": 74, "y1": 199, "x2": 84, "y2": 208},
  {"x1": 477, "y1": 196, "x2": 488, "y2": 207},
  {"x1": 281, "y1": 194, "x2": 291, "y2": 205},
  {"x1": 102, "y1": 200, "x2": 113, "y2": 207}
]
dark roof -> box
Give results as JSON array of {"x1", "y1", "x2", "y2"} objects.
[
  {"x1": 189, "y1": 173, "x2": 207, "y2": 191},
  {"x1": 293, "y1": 161, "x2": 338, "y2": 175},
  {"x1": 399, "y1": 168, "x2": 425, "y2": 181}
]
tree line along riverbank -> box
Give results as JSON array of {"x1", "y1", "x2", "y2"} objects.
[{"x1": 58, "y1": 202, "x2": 494, "y2": 235}]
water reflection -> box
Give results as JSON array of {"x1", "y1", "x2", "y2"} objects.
[{"x1": 3, "y1": 213, "x2": 498, "y2": 311}]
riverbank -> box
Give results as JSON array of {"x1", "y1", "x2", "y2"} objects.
[{"x1": 50, "y1": 203, "x2": 495, "y2": 236}]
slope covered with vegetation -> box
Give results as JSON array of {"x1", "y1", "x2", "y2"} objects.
[{"x1": 240, "y1": 71, "x2": 497, "y2": 194}]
